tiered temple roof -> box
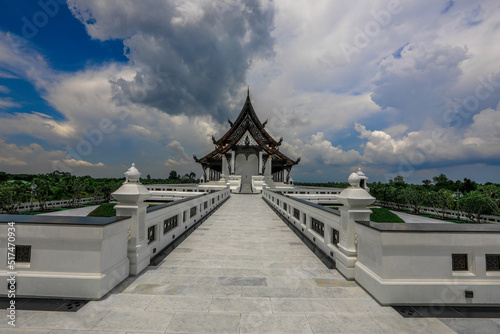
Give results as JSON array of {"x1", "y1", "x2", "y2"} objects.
[{"x1": 194, "y1": 91, "x2": 300, "y2": 169}]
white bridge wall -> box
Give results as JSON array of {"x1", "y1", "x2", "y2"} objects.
[
  {"x1": 263, "y1": 189, "x2": 342, "y2": 265},
  {"x1": 263, "y1": 188, "x2": 500, "y2": 306},
  {"x1": 0, "y1": 217, "x2": 131, "y2": 299},
  {"x1": 144, "y1": 189, "x2": 230, "y2": 259},
  {"x1": 0, "y1": 188, "x2": 230, "y2": 300},
  {"x1": 355, "y1": 222, "x2": 500, "y2": 305}
]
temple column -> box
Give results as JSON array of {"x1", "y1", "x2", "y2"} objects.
[
  {"x1": 259, "y1": 152, "x2": 263, "y2": 175},
  {"x1": 231, "y1": 150, "x2": 235, "y2": 174},
  {"x1": 202, "y1": 166, "x2": 207, "y2": 182},
  {"x1": 222, "y1": 155, "x2": 229, "y2": 175}
]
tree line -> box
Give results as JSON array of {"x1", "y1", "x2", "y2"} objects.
[
  {"x1": 0, "y1": 170, "x2": 197, "y2": 214},
  {"x1": 369, "y1": 174, "x2": 500, "y2": 223}
]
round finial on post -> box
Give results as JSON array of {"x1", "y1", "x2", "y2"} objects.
[
  {"x1": 125, "y1": 163, "x2": 141, "y2": 183},
  {"x1": 348, "y1": 172, "x2": 361, "y2": 187}
]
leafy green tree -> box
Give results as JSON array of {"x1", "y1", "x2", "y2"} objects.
[
  {"x1": 0, "y1": 183, "x2": 28, "y2": 214},
  {"x1": 33, "y1": 177, "x2": 52, "y2": 211},
  {"x1": 479, "y1": 184, "x2": 500, "y2": 215},
  {"x1": 168, "y1": 170, "x2": 179, "y2": 180},
  {"x1": 51, "y1": 176, "x2": 69, "y2": 201},
  {"x1": 433, "y1": 173, "x2": 452, "y2": 190},
  {"x1": 437, "y1": 189, "x2": 455, "y2": 219},
  {"x1": 436, "y1": 189, "x2": 455, "y2": 219},
  {"x1": 403, "y1": 186, "x2": 424, "y2": 214},
  {"x1": 0, "y1": 172, "x2": 8, "y2": 182},
  {"x1": 460, "y1": 190, "x2": 490, "y2": 223},
  {"x1": 386, "y1": 186, "x2": 405, "y2": 210},
  {"x1": 66, "y1": 177, "x2": 85, "y2": 207},
  {"x1": 422, "y1": 179, "x2": 432, "y2": 187},
  {"x1": 462, "y1": 178, "x2": 477, "y2": 193},
  {"x1": 390, "y1": 175, "x2": 406, "y2": 187}
]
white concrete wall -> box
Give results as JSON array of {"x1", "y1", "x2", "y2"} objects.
[
  {"x1": 145, "y1": 185, "x2": 209, "y2": 192},
  {"x1": 252, "y1": 176, "x2": 265, "y2": 192},
  {"x1": 228, "y1": 175, "x2": 241, "y2": 192},
  {"x1": 355, "y1": 222, "x2": 500, "y2": 305},
  {"x1": 2, "y1": 196, "x2": 106, "y2": 214},
  {"x1": 282, "y1": 186, "x2": 343, "y2": 195},
  {"x1": 264, "y1": 188, "x2": 500, "y2": 306},
  {"x1": 263, "y1": 189, "x2": 342, "y2": 265},
  {"x1": 144, "y1": 189, "x2": 230, "y2": 259},
  {"x1": 0, "y1": 188, "x2": 230, "y2": 300},
  {"x1": 0, "y1": 218, "x2": 130, "y2": 299}
]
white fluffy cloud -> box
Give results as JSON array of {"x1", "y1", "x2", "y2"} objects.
[{"x1": 1, "y1": 1, "x2": 500, "y2": 182}]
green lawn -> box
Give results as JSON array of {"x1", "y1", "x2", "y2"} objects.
[
  {"x1": 87, "y1": 203, "x2": 117, "y2": 217},
  {"x1": 87, "y1": 203, "x2": 159, "y2": 217},
  {"x1": 369, "y1": 207, "x2": 405, "y2": 223},
  {"x1": 325, "y1": 205, "x2": 405, "y2": 223}
]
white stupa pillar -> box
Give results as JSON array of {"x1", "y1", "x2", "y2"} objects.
[
  {"x1": 336, "y1": 172, "x2": 375, "y2": 280},
  {"x1": 112, "y1": 163, "x2": 152, "y2": 276}
]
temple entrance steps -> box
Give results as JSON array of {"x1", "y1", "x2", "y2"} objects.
[{"x1": 239, "y1": 183, "x2": 254, "y2": 194}]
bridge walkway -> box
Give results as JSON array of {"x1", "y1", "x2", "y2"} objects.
[{"x1": 13, "y1": 194, "x2": 462, "y2": 333}]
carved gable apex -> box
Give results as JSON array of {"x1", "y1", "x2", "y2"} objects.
[{"x1": 236, "y1": 130, "x2": 258, "y2": 146}]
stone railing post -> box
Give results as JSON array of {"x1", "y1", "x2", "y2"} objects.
[
  {"x1": 112, "y1": 163, "x2": 152, "y2": 276},
  {"x1": 336, "y1": 169, "x2": 375, "y2": 280}
]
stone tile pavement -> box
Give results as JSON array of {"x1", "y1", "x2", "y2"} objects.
[{"x1": 2, "y1": 194, "x2": 499, "y2": 333}]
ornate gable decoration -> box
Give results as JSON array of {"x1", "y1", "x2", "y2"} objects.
[
  {"x1": 236, "y1": 130, "x2": 258, "y2": 146},
  {"x1": 194, "y1": 91, "x2": 300, "y2": 166}
]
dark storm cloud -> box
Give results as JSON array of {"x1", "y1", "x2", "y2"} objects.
[{"x1": 69, "y1": 0, "x2": 275, "y2": 120}]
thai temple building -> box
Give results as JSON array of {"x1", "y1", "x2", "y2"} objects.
[{"x1": 194, "y1": 90, "x2": 300, "y2": 193}]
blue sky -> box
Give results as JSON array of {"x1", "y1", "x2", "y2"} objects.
[{"x1": 0, "y1": 0, "x2": 499, "y2": 183}]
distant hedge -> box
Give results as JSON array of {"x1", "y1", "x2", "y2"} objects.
[{"x1": 87, "y1": 203, "x2": 117, "y2": 217}]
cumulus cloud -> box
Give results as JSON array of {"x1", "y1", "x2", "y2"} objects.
[
  {"x1": 167, "y1": 140, "x2": 190, "y2": 160},
  {"x1": 0, "y1": 140, "x2": 61, "y2": 173},
  {"x1": 60, "y1": 159, "x2": 105, "y2": 168},
  {"x1": 164, "y1": 140, "x2": 199, "y2": 171},
  {"x1": 68, "y1": 0, "x2": 276, "y2": 120},
  {"x1": 282, "y1": 132, "x2": 362, "y2": 166},
  {"x1": 0, "y1": 157, "x2": 27, "y2": 166},
  {"x1": 371, "y1": 43, "x2": 469, "y2": 127},
  {"x1": 354, "y1": 103, "x2": 500, "y2": 168},
  {"x1": 1, "y1": 1, "x2": 500, "y2": 182}
]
